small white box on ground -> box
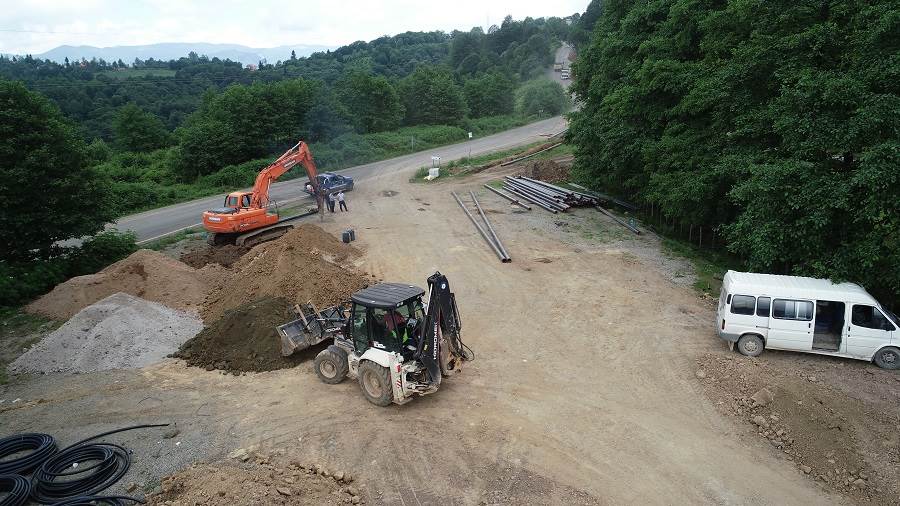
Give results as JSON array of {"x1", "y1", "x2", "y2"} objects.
[{"x1": 425, "y1": 167, "x2": 440, "y2": 181}]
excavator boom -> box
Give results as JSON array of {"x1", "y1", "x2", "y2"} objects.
[{"x1": 250, "y1": 140, "x2": 320, "y2": 209}]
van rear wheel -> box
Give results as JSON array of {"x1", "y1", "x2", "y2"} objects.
[
  {"x1": 737, "y1": 334, "x2": 764, "y2": 357},
  {"x1": 873, "y1": 347, "x2": 900, "y2": 370}
]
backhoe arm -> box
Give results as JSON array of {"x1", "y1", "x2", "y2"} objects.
[
  {"x1": 417, "y1": 271, "x2": 470, "y2": 387},
  {"x1": 250, "y1": 140, "x2": 321, "y2": 209}
]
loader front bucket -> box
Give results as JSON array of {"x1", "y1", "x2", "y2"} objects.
[{"x1": 278, "y1": 318, "x2": 313, "y2": 357}]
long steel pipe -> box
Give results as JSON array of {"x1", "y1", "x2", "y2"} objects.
[
  {"x1": 503, "y1": 179, "x2": 570, "y2": 210},
  {"x1": 451, "y1": 192, "x2": 510, "y2": 262},
  {"x1": 470, "y1": 191, "x2": 511, "y2": 262},
  {"x1": 483, "y1": 184, "x2": 531, "y2": 210},
  {"x1": 502, "y1": 186, "x2": 558, "y2": 213}
]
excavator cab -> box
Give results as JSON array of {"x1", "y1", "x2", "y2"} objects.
[{"x1": 224, "y1": 192, "x2": 253, "y2": 210}]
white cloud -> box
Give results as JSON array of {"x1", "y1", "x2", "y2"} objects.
[{"x1": 0, "y1": 0, "x2": 587, "y2": 54}]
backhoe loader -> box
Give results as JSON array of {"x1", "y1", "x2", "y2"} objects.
[{"x1": 277, "y1": 272, "x2": 473, "y2": 406}]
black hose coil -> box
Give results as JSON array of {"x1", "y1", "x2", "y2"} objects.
[
  {"x1": 0, "y1": 474, "x2": 31, "y2": 506},
  {"x1": 47, "y1": 496, "x2": 144, "y2": 506},
  {"x1": 29, "y1": 424, "x2": 168, "y2": 505},
  {"x1": 0, "y1": 433, "x2": 58, "y2": 475}
]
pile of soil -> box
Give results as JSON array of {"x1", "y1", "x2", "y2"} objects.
[
  {"x1": 10, "y1": 293, "x2": 203, "y2": 374},
  {"x1": 27, "y1": 249, "x2": 219, "y2": 320},
  {"x1": 180, "y1": 244, "x2": 250, "y2": 268},
  {"x1": 201, "y1": 224, "x2": 368, "y2": 322},
  {"x1": 147, "y1": 457, "x2": 364, "y2": 506},
  {"x1": 173, "y1": 297, "x2": 299, "y2": 373},
  {"x1": 527, "y1": 159, "x2": 570, "y2": 183},
  {"x1": 695, "y1": 352, "x2": 900, "y2": 504}
]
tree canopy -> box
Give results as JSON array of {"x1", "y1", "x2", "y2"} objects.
[
  {"x1": 0, "y1": 80, "x2": 116, "y2": 261},
  {"x1": 569, "y1": 0, "x2": 900, "y2": 302}
]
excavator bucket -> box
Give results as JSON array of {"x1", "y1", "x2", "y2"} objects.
[{"x1": 277, "y1": 304, "x2": 347, "y2": 356}]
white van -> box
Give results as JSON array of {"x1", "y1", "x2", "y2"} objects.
[{"x1": 716, "y1": 271, "x2": 899, "y2": 369}]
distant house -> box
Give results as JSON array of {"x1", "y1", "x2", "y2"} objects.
[{"x1": 245, "y1": 64, "x2": 258, "y2": 71}]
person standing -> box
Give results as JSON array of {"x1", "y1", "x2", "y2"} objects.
[
  {"x1": 337, "y1": 190, "x2": 348, "y2": 212},
  {"x1": 326, "y1": 192, "x2": 336, "y2": 213}
]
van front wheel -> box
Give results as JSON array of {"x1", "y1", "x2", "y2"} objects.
[
  {"x1": 737, "y1": 334, "x2": 764, "y2": 357},
  {"x1": 873, "y1": 347, "x2": 900, "y2": 370}
]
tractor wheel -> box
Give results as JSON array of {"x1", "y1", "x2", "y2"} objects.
[
  {"x1": 873, "y1": 347, "x2": 900, "y2": 370},
  {"x1": 314, "y1": 347, "x2": 348, "y2": 384},
  {"x1": 357, "y1": 361, "x2": 393, "y2": 407}
]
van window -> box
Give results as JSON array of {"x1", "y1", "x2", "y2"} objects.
[
  {"x1": 731, "y1": 295, "x2": 755, "y2": 315},
  {"x1": 757, "y1": 297, "x2": 771, "y2": 317},
  {"x1": 773, "y1": 299, "x2": 814, "y2": 321},
  {"x1": 852, "y1": 305, "x2": 895, "y2": 331}
]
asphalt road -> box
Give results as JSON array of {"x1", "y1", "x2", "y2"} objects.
[{"x1": 117, "y1": 115, "x2": 568, "y2": 242}]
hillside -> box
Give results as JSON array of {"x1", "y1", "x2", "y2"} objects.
[{"x1": 35, "y1": 42, "x2": 333, "y2": 66}]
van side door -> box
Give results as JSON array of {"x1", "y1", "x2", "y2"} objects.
[
  {"x1": 767, "y1": 299, "x2": 814, "y2": 351},
  {"x1": 847, "y1": 305, "x2": 895, "y2": 358},
  {"x1": 725, "y1": 294, "x2": 757, "y2": 338}
]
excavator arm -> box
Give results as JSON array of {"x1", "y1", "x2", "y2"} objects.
[
  {"x1": 250, "y1": 140, "x2": 321, "y2": 210},
  {"x1": 417, "y1": 271, "x2": 471, "y2": 388}
]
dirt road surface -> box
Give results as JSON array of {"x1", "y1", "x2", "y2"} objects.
[{"x1": 2, "y1": 166, "x2": 852, "y2": 504}]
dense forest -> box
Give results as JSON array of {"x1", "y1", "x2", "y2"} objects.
[
  {"x1": 569, "y1": 0, "x2": 900, "y2": 303},
  {"x1": 0, "y1": 13, "x2": 579, "y2": 306}
]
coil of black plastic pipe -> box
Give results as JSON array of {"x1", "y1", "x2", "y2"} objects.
[
  {"x1": 0, "y1": 433, "x2": 58, "y2": 475},
  {"x1": 29, "y1": 424, "x2": 168, "y2": 505},
  {"x1": 0, "y1": 474, "x2": 31, "y2": 506},
  {"x1": 47, "y1": 496, "x2": 144, "y2": 506}
]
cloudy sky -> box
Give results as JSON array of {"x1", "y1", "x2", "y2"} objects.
[{"x1": 1, "y1": 0, "x2": 587, "y2": 54}]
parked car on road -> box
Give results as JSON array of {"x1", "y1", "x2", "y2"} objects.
[
  {"x1": 305, "y1": 173, "x2": 354, "y2": 195},
  {"x1": 716, "y1": 270, "x2": 900, "y2": 369}
]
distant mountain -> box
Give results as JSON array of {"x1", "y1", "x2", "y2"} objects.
[{"x1": 34, "y1": 42, "x2": 335, "y2": 66}]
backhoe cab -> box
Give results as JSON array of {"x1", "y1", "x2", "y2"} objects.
[{"x1": 310, "y1": 272, "x2": 471, "y2": 406}]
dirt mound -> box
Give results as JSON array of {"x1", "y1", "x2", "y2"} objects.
[
  {"x1": 527, "y1": 159, "x2": 570, "y2": 183},
  {"x1": 147, "y1": 457, "x2": 365, "y2": 506},
  {"x1": 11, "y1": 293, "x2": 203, "y2": 374},
  {"x1": 201, "y1": 224, "x2": 368, "y2": 322},
  {"x1": 27, "y1": 249, "x2": 219, "y2": 320},
  {"x1": 174, "y1": 297, "x2": 299, "y2": 373},
  {"x1": 180, "y1": 244, "x2": 250, "y2": 268},
  {"x1": 695, "y1": 352, "x2": 900, "y2": 504}
]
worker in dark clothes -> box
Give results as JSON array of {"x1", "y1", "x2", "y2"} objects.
[{"x1": 337, "y1": 190, "x2": 348, "y2": 212}]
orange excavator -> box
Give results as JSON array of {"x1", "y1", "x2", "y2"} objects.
[{"x1": 202, "y1": 140, "x2": 322, "y2": 247}]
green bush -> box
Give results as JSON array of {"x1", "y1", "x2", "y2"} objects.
[
  {"x1": 515, "y1": 79, "x2": 569, "y2": 118},
  {"x1": 0, "y1": 230, "x2": 137, "y2": 307}
]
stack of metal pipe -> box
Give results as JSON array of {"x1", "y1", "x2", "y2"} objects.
[{"x1": 500, "y1": 176, "x2": 600, "y2": 213}]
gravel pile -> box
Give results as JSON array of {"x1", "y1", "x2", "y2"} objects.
[{"x1": 9, "y1": 293, "x2": 203, "y2": 374}]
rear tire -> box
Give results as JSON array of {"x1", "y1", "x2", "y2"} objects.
[
  {"x1": 314, "y1": 346, "x2": 348, "y2": 384},
  {"x1": 873, "y1": 347, "x2": 900, "y2": 370},
  {"x1": 357, "y1": 361, "x2": 393, "y2": 406},
  {"x1": 737, "y1": 334, "x2": 764, "y2": 357}
]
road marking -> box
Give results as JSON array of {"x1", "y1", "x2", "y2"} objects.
[{"x1": 136, "y1": 222, "x2": 203, "y2": 245}]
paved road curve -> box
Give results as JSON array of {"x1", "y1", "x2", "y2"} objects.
[{"x1": 117, "y1": 115, "x2": 567, "y2": 242}]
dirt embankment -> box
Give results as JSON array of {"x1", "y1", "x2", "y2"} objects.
[
  {"x1": 525, "y1": 159, "x2": 570, "y2": 183},
  {"x1": 147, "y1": 456, "x2": 365, "y2": 506},
  {"x1": 173, "y1": 297, "x2": 297, "y2": 373},
  {"x1": 26, "y1": 250, "x2": 220, "y2": 320},
  {"x1": 180, "y1": 244, "x2": 250, "y2": 268},
  {"x1": 201, "y1": 224, "x2": 369, "y2": 322},
  {"x1": 695, "y1": 352, "x2": 900, "y2": 504}
]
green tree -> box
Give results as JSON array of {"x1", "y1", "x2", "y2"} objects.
[
  {"x1": 336, "y1": 71, "x2": 404, "y2": 132},
  {"x1": 515, "y1": 78, "x2": 568, "y2": 117},
  {"x1": 112, "y1": 103, "x2": 171, "y2": 152},
  {"x1": 398, "y1": 66, "x2": 467, "y2": 125},
  {"x1": 464, "y1": 72, "x2": 515, "y2": 117},
  {"x1": 0, "y1": 81, "x2": 116, "y2": 261}
]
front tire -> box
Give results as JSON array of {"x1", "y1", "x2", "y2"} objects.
[
  {"x1": 314, "y1": 346, "x2": 348, "y2": 384},
  {"x1": 873, "y1": 347, "x2": 900, "y2": 370},
  {"x1": 737, "y1": 334, "x2": 764, "y2": 357},
  {"x1": 357, "y1": 361, "x2": 393, "y2": 406}
]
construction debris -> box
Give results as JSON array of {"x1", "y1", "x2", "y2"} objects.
[{"x1": 10, "y1": 293, "x2": 203, "y2": 374}]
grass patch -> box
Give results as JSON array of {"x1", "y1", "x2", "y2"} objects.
[
  {"x1": 410, "y1": 140, "x2": 553, "y2": 183},
  {"x1": 141, "y1": 227, "x2": 205, "y2": 251},
  {"x1": 661, "y1": 238, "x2": 730, "y2": 297},
  {"x1": 0, "y1": 308, "x2": 61, "y2": 384},
  {"x1": 529, "y1": 143, "x2": 574, "y2": 161}
]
